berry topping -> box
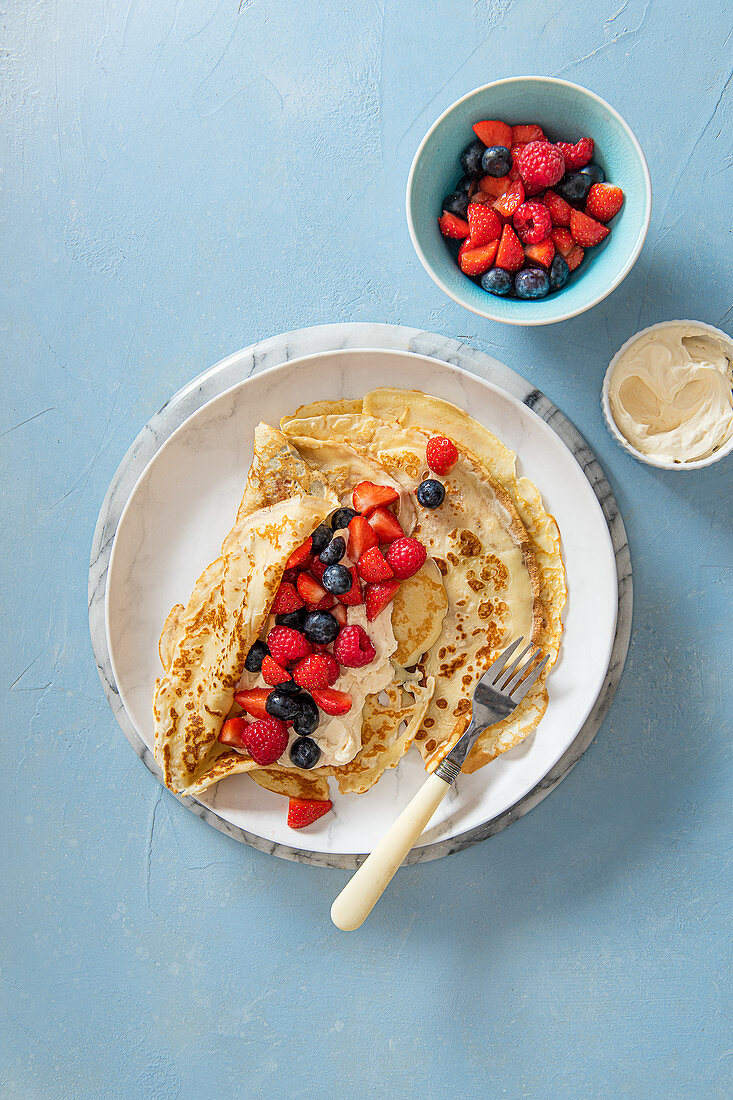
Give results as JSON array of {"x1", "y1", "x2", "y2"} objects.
[
  {"x1": 460, "y1": 138, "x2": 486, "y2": 179},
  {"x1": 334, "y1": 624, "x2": 376, "y2": 667},
  {"x1": 493, "y1": 180, "x2": 525, "y2": 218},
  {"x1": 580, "y1": 162, "x2": 604, "y2": 185},
  {"x1": 322, "y1": 653, "x2": 341, "y2": 685},
  {"x1": 472, "y1": 119, "x2": 513, "y2": 148},
  {"x1": 296, "y1": 572, "x2": 328, "y2": 607},
  {"x1": 543, "y1": 189, "x2": 573, "y2": 227},
  {"x1": 569, "y1": 208, "x2": 610, "y2": 247},
  {"x1": 466, "y1": 202, "x2": 502, "y2": 247},
  {"x1": 310, "y1": 523, "x2": 333, "y2": 556},
  {"x1": 244, "y1": 639, "x2": 269, "y2": 673},
  {"x1": 260, "y1": 655, "x2": 292, "y2": 686},
  {"x1": 479, "y1": 173, "x2": 512, "y2": 199},
  {"x1": 309, "y1": 556, "x2": 327, "y2": 581},
  {"x1": 218, "y1": 717, "x2": 249, "y2": 747},
  {"x1": 511, "y1": 124, "x2": 545, "y2": 144},
  {"x1": 517, "y1": 141, "x2": 565, "y2": 189},
  {"x1": 348, "y1": 515, "x2": 378, "y2": 559},
  {"x1": 330, "y1": 506, "x2": 358, "y2": 531},
  {"x1": 352, "y1": 481, "x2": 399, "y2": 515},
  {"x1": 551, "y1": 227, "x2": 574, "y2": 256},
  {"x1": 565, "y1": 244, "x2": 585, "y2": 271},
  {"x1": 524, "y1": 238, "x2": 556, "y2": 270},
  {"x1": 555, "y1": 137, "x2": 594, "y2": 171},
  {"x1": 285, "y1": 538, "x2": 313, "y2": 570},
  {"x1": 288, "y1": 738, "x2": 322, "y2": 771},
  {"x1": 311, "y1": 687, "x2": 353, "y2": 716},
  {"x1": 332, "y1": 602, "x2": 349, "y2": 626},
  {"x1": 439, "y1": 211, "x2": 470, "y2": 239},
  {"x1": 481, "y1": 145, "x2": 512, "y2": 178},
  {"x1": 514, "y1": 267, "x2": 550, "y2": 299},
  {"x1": 386, "y1": 537, "x2": 428, "y2": 579},
  {"x1": 356, "y1": 546, "x2": 395, "y2": 583},
  {"x1": 458, "y1": 240, "x2": 499, "y2": 276},
  {"x1": 322, "y1": 563, "x2": 354, "y2": 594},
  {"x1": 555, "y1": 172, "x2": 592, "y2": 204},
  {"x1": 549, "y1": 253, "x2": 570, "y2": 289},
  {"x1": 426, "y1": 436, "x2": 459, "y2": 475},
  {"x1": 287, "y1": 795, "x2": 332, "y2": 827},
  {"x1": 585, "y1": 183, "x2": 624, "y2": 223},
  {"x1": 367, "y1": 506, "x2": 404, "y2": 544},
  {"x1": 480, "y1": 267, "x2": 513, "y2": 296},
  {"x1": 265, "y1": 687, "x2": 302, "y2": 721},
  {"x1": 266, "y1": 625, "x2": 312, "y2": 666},
  {"x1": 337, "y1": 566, "x2": 364, "y2": 606},
  {"x1": 364, "y1": 580, "x2": 401, "y2": 622},
  {"x1": 241, "y1": 716, "x2": 289, "y2": 766},
  {"x1": 441, "y1": 189, "x2": 469, "y2": 220},
  {"x1": 416, "y1": 478, "x2": 446, "y2": 508},
  {"x1": 275, "y1": 607, "x2": 308, "y2": 631},
  {"x1": 292, "y1": 693, "x2": 320, "y2": 736},
  {"x1": 234, "y1": 688, "x2": 271, "y2": 720},
  {"x1": 293, "y1": 654, "x2": 332, "y2": 691},
  {"x1": 319, "y1": 535, "x2": 346, "y2": 565},
  {"x1": 495, "y1": 224, "x2": 525, "y2": 272},
  {"x1": 271, "y1": 581, "x2": 304, "y2": 615},
  {"x1": 303, "y1": 610, "x2": 341, "y2": 645},
  {"x1": 513, "y1": 200, "x2": 552, "y2": 244}
]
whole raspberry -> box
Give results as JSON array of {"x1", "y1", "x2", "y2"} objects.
[
  {"x1": 334, "y1": 625, "x2": 376, "y2": 668},
  {"x1": 426, "y1": 436, "x2": 459, "y2": 475},
  {"x1": 517, "y1": 141, "x2": 565, "y2": 189},
  {"x1": 266, "y1": 625, "x2": 312, "y2": 666},
  {"x1": 241, "y1": 717, "x2": 289, "y2": 766},
  {"x1": 386, "y1": 537, "x2": 428, "y2": 579},
  {"x1": 513, "y1": 201, "x2": 552, "y2": 244},
  {"x1": 293, "y1": 653, "x2": 332, "y2": 691},
  {"x1": 555, "y1": 137, "x2": 593, "y2": 171}
]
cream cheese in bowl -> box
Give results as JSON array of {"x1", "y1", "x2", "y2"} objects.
[{"x1": 603, "y1": 321, "x2": 733, "y2": 468}]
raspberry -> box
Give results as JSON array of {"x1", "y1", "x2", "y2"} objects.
[
  {"x1": 356, "y1": 546, "x2": 395, "y2": 583},
  {"x1": 260, "y1": 655, "x2": 292, "y2": 686},
  {"x1": 513, "y1": 201, "x2": 552, "y2": 244},
  {"x1": 266, "y1": 625, "x2": 312, "y2": 666},
  {"x1": 293, "y1": 653, "x2": 332, "y2": 691},
  {"x1": 287, "y1": 797, "x2": 333, "y2": 829},
  {"x1": 333, "y1": 625, "x2": 376, "y2": 668},
  {"x1": 555, "y1": 137, "x2": 593, "y2": 171},
  {"x1": 386, "y1": 537, "x2": 428, "y2": 579},
  {"x1": 426, "y1": 436, "x2": 458, "y2": 475},
  {"x1": 270, "y1": 582, "x2": 304, "y2": 615},
  {"x1": 242, "y1": 717, "x2": 289, "y2": 766},
  {"x1": 517, "y1": 141, "x2": 565, "y2": 189}
]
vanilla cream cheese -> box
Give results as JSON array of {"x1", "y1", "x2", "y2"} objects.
[{"x1": 608, "y1": 323, "x2": 733, "y2": 462}]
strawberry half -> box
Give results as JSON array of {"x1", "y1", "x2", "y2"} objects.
[
  {"x1": 357, "y1": 546, "x2": 395, "y2": 583},
  {"x1": 570, "y1": 209, "x2": 610, "y2": 247},
  {"x1": 218, "y1": 716, "x2": 249, "y2": 747},
  {"x1": 439, "y1": 211, "x2": 470, "y2": 239},
  {"x1": 511, "y1": 124, "x2": 546, "y2": 144},
  {"x1": 352, "y1": 481, "x2": 399, "y2": 514},
  {"x1": 543, "y1": 189, "x2": 573, "y2": 227},
  {"x1": 311, "y1": 688, "x2": 353, "y2": 716},
  {"x1": 458, "y1": 240, "x2": 499, "y2": 276},
  {"x1": 234, "y1": 688, "x2": 271, "y2": 721},
  {"x1": 472, "y1": 119, "x2": 513, "y2": 148},
  {"x1": 332, "y1": 603, "x2": 349, "y2": 626},
  {"x1": 287, "y1": 797, "x2": 333, "y2": 829},
  {"x1": 364, "y1": 579, "x2": 400, "y2": 622},
  {"x1": 551, "y1": 227, "x2": 574, "y2": 257},
  {"x1": 348, "y1": 515, "x2": 378, "y2": 560},
  {"x1": 585, "y1": 183, "x2": 624, "y2": 223},
  {"x1": 565, "y1": 244, "x2": 585, "y2": 271},
  {"x1": 286, "y1": 538, "x2": 313, "y2": 570},
  {"x1": 479, "y1": 174, "x2": 512, "y2": 199},
  {"x1": 261, "y1": 656, "x2": 292, "y2": 686},
  {"x1": 297, "y1": 572, "x2": 327, "y2": 606},
  {"x1": 338, "y1": 566, "x2": 363, "y2": 606},
  {"x1": 524, "y1": 239, "x2": 556, "y2": 269},
  {"x1": 466, "y1": 203, "x2": 502, "y2": 247},
  {"x1": 495, "y1": 224, "x2": 525, "y2": 272},
  {"x1": 367, "y1": 506, "x2": 404, "y2": 544},
  {"x1": 270, "y1": 582, "x2": 304, "y2": 615},
  {"x1": 492, "y1": 180, "x2": 525, "y2": 219}
]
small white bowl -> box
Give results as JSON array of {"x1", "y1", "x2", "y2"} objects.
[{"x1": 602, "y1": 319, "x2": 733, "y2": 470}]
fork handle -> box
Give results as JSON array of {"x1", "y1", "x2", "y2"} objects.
[{"x1": 330, "y1": 772, "x2": 451, "y2": 931}]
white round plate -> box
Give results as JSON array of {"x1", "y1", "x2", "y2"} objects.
[{"x1": 96, "y1": 339, "x2": 628, "y2": 867}]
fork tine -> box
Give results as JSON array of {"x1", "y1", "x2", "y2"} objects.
[
  {"x1": 507, "y1": 652, "x2": 550, "y2": 703},
  {"x1": 503, "y1": 647, "x2": 543, "y2": 695},
  {"x1": 484, "y1": 637, "x2": 524, "y2": 683},
  {"x1": 495, "y1": 640, "x2": 533, "y2": 688}
]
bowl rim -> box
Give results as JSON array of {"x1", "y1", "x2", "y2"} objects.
[
  {"x1": 405, "y1": 75, "x2": 653, "y2": 327},
  {"x1": 601, "y1": 319, "x2": 733, "y2": 470}
]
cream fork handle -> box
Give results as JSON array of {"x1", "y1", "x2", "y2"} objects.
[{"x1": 330, "y1": 772, "x2": 451, "y2": 931}]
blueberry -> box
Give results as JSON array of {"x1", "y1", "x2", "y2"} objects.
[
  {"x1": 310, "y1": 523, "x2": 333, "y2": 556},
  {"x1": 416, "y1": 479, "x2": 445, "y2": 508},
  {"x1": 266, "y1": 688, "x2": 302, "y2": 721},
  {"x1": 555, "y1": 172, "x2": 592, "y2": 204},
  {"x1": 330, "y1": 507, "x2": 358, "y2": 531},
  {"x1": 442, "y1": 190, "x2": 469, "y2": 219},
  {"x1": 481, "y1": 145, "x2": 512, "y2": 178},
  {"x1": 319, "y1": 536, "x2": 345, "y2": 565},
  {"x1": 581, "y1": 163, "x2": 605, "y2": 185},
  {"x1": 303, "y1": 610, "x2": 340, "y2": 645},
  {"x1": 289, "y1": 736, "x2": 321, "y2": 770},
  {"x1": 275, "y1": 607, "x2": 308, "y2": 631},
  {"x1": 293, "y1": 693, "x2": 320, "y2": 736},
  {"x1": 322, "y1": 563, "x2": 352, "y2": 594},
  {"x1": 455, "y1": 175, "x2": 472, "y2": 196},
  {"x1": 480, "y1": 267, "x2": 513, "y2": 296},
  {"x1": 244, "y1": 639, "x2": 269, "y2": 672},
  {"x1": 277, "y1": 680, "x2": 301, "y2": 695},
  {"x1": 549, "y1": 254, "x2": 570, "y2": 290},
  {"x1": 460, "y1": 139, "x2": 486, "y2": 179},
  {"x1": 514, "y1": 267, "x2": 550, "y2": 299}
]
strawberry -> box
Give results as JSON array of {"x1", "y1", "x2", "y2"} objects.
[
  {"x1": 466, "y1": 203, "x2": 502, "y2": 247},
  {"x1": 348, "y1": 514, "x2": 378, "y2": 559},
  {"x1": 293, "y1": 653, "x2": 332, "y2": 691},
  {"x1": 565, "y1": 244, "x2": 585, "y2": 271},
  {"x1": 513, "y1": 200, "x2": 552, "y2": 244},
  {"x1": 524, "y1": 239, "x2": 556, "y2": 269},
  {"x1": 357, "y1": 546, "x2": 395, "y2": 583},
  {"x1": 478, "y1": 174, "x2": 512, "y2": 198},
  {"x1": 368, "y1": 506, "x2": 404, "y2": 544},
  {"x1": 352, "y1": 481, "x2": 399, "y2": 514},
  {"x1": 242, "y1": 717, "x2": 288, "y2": 766},
  {"x1": 234, "y1": 688, "x2": 271, "y2": 721},
  {"x1": 296, "y1": 572, "x2": 327, "y2": 606},
  {"x1": 261, "y1": 655, "x2": 292, "y2": 686},
  {"x1": 218, "y1": 716, "x2": 249, "y2": 747},
  {"x1": 338, "y1": 566, "x2": 363, "y2": 606},
  {"x1": 286, "y1": 538, "x2": 313, "y2": 570},
  {"x1": 426, "y1": 436, "x2": 458, "y2": 475},
  {"x1": 281, "y1": 568, "x2": 299, "y2": 585},
  {"x1": 332, "y1": 603, "x2": 349, "y2": 626},
  {"x1": 386, "y1": 537, "x2": 427, "y2": 579},
  {"x1": 585, "y1": 183, "x2": 624, "y2": 223},
  {"x1": 509, "y1": 145, "x2": 526, "y2": 181},
  {"x1": 570, "y1": 208, "x2": 610, "y2": 247},
  {"x1": 511, "y1": 124, "x2": 546, "y2": 144},
  {"x1": 364, "y1": 579, "x2": 400, "y2": 622},
  {"x1": 334, "y1": 624, "x2": 376, "y2": 667},
  {"x1": 309, "y1": 557, "x2": 327, "y2": 582},
  {"x1": 270, "y1": 582, "x2": 304, "y2": 615},
  {"x1": 555, "y1": 137, "x2": 593, "y2": 171},
  {"x1": 458, "y1": 239, "x2": 499, "y2": 276},
  {"x1": 311, "y1": 688, "x2": 353, "y2": 716},
  {"x1": 266, "y1": 625, "x2": 312, "y2": 666},
  {"x1": 287, "y1": 797, "x2": 333, "y2": 829},
  {"x1": 458, "y1": 235, "x2": 476, "y2": 262},
  {"x1": 495, "y1": 224, "x2": 525, "y2": 272},
  {"x1": 551, "y1": 227, "x2": 574, "y2": 256},
  {"x1": 543, "y1": 189, "x2": 573, "y2": 227},
  {"x1": 439, "y1": 211, "x2": 470, "y2": 239},
  {"x1": 517, "y1": 141, "x2": 565, "y2": 189},
  {"x1": 472, "y1": 119, "x2": 513, "y2": 148},
  {"x1": 314, "y1": 593, "x2": 336, "y2": 611},
  {"x1": 322, "y1": 653, "x2": 340, "y2": 685},
  {"x1": 493, "y1": 180, "x2": 524, "y2": 218}
]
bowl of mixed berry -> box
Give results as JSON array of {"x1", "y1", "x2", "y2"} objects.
[{"x1": 406, "y1": 77, "x2": 651, "y2": 325}]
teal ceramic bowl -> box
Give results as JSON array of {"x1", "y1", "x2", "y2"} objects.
[{"x1": 406, "y1": 77, "x2": 652, "y2": 326}]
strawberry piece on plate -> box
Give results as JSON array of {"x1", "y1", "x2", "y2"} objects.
[
  {"x1": 287, "y1": 797, "x2": 334, "y2": 829},
  {"x1": 368, "y1": 506, "x2": 404, "y2": 544},
  {"x1": 337, "y1": 566, "x2": 363, "y2": 606},
  {"x1": 285, "y1": 538, "x2": 313, "y2": 570},
  {"x1": 348, "y1": 515, "x2": 378, "y2": 559},
  {"x1": 352, "y1": 481, "x2": 399, "y2": 515},
  {"x1": 311, "y1": 687, "x2": 353, "y2": 716},
  {"x1": 492, "y1": 180, "x2": 525, "y2": 219},
  {"x1": 511, "y1": 124, "x2": 546, "y2": 144},
  {"x1": 565, "y1": 244, "x2": 585, "y2": 271},
  {"x1": 260, "y1": 655, "x2": 292, "y2": 686},
  {"x1": 364, "y1": 579, "x2": 401, "y2": 622},
  {"x1": 524, "y1": 239, "x2": 556, "y2": 269},
  {"x1": 543, "y1": 189, "x2": 573, "y2": 227},
  {"x1": 585, "y1": 183, "x2": 624, "y2": 223},
  {"x1": 357, "y1": 546, "x2": 395, "y2": 583},
  {"x1": 234, "y1": 688, "x2": 271, "y2": 721},
  {"x1": 218, "y1": 716, "x2": 249, "y2": 747},
  {"x1": 466, "y1": 202, "x2": 502, "y2": 247}
]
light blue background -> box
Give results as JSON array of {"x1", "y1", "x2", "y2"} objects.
[{"x1": 2, "y1": 2, "x2": 731, "y2": 1097}]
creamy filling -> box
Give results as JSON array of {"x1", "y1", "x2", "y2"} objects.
[{"x1": 608, "y1": 323, "x2": 733, "y2": 462}]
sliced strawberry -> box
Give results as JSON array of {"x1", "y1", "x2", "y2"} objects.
[
  {"x1": 270, "y1": 582, "x2": 304, "y2": 615},
  {"x1": 458, "y1": 239, "x2": 499, "y2": 276},
  {"x1": 309, "y1": 557, "x2": 327, "y2": 582},
  {"x1": 357, "y1": 546, "x2": 395, "y2": 583},
  {"x1": 565, "y1": 244, "x2": 585, "y2": 271},
  {"x1": 570, "y1": 209, "x2": 610, "y2": 247},
  {"x1": 218, "y1": 716, "x2": 249, "y2": 747},
  {"x1": 338, "y1": 566, "x2": 363, "y2": 606},
  {"x1": 364, "y1": 579, "x2": 400, "y2": 622},
  {"x1": 458, "y1": 235, "x2": 475, "y2": 262},
  {"x1": 293, "y1": 653, "x2": 331, "y2": 691},
  {"x1": 472, "y1": 119, "x2": 513, "y2": 148},
  {"x1": 492, "y1": 180, "x2": 525, "y2": 219},
  {"x1": 348, "y1": 514, "x2": 378, "y2": 560},
  {"x1": 311, "y1": 688, "x2": 353, "y2": 716},
  {"x1": 439, "y1": 211, "x2": 470, "y2": 239},
  {"x1": 509, "y1": 144, "x2": 526, "y2": 181},
  {"x1": 285, "y1": 538, "x2": 313, "y2": 570},
  {"x1": 332, "y1": 603, "x2": 349, "y2": 626},
  {"x1": 368, "y1": 506, "x2": 404, "y2": 544},
  {"x1": 466, "y1": 203, "x2": 502, "y2": 247},
  {"x1": 524, "y1": 239, "x2": 556, "y2": 269},
  {"x1": 314, "y1": 593, "x2": 337, "y2": 610},
  {"x1": 322, "y1": 654, "x2": 340, "y2": 685},
  {"x1": 261, "y1": 656, "x2": 291, "y2": 686},
  {"x1": 543, "y1": 189, "x2": 573, "y2": 227},
  {"x1": 495, "y1": 224, "x2": 525, "y2": 272},
  {"x1": 234, "y1": 688, "x2": 271, "y2": 721},
  {"x1": 511, "y1": 124, "x2": 546, "y2": 144},
  {"x1": 551, "y1": 227, "x2": 574, "y2": 257},
  {"x1": 478, "y1": 174, "x2": 512, "y2": 198},
  {"x1": 585, "y1": 183, "x2": 624, "y2": 223},
  {"x1": 297, "y1": 572, "x2": 327, "y2": 606},
  {"x1": 287, "y1": 797, "x2": 333, "y2": 829},
  {"x1": 352, "y1": 481, "x2": 399, "y2": 515}
]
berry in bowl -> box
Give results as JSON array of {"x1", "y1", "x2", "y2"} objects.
[{"x1": 406, "y1": 77, "x2": 651, "y2": 325}]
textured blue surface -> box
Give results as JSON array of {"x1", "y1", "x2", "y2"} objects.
[{"x1": 2, "y1": 2, "x2": 731, "y2": 1097}]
